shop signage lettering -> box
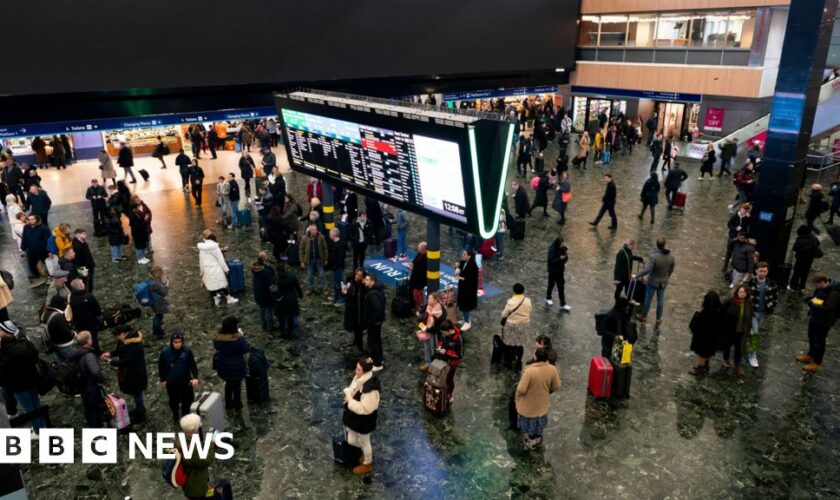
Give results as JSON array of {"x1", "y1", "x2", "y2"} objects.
[
  {"x1": 443, "y1": 85, "x2": 557, "y2": 102},
  {"x1": 571, "y1": 86, "x2": 702, "y2": 104},
  {"x1": 704, "y1": 107, "x2": 725, "y2": 132}
]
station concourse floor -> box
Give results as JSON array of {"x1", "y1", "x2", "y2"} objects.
[{"x1": 2, "y1": 137, "x2": 839, "y2": 499}]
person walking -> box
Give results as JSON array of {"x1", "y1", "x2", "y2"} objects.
[
  {"x1": 724, "y1": 204, "x2": 752, "y2": 270},
  {"x1": 215, "y1": 176, "x2": 231, "y2": 226},
  {"x1": 514, "y1": 348, "x2": 561, "y2": 449},
  {"x1": 743, "y1": 262, "x2": 779, "y2": 368},
  {"x1": 804, "y1": 184, "x2": 829, "y2": 235},
  {"x1": 197, "y1": 231, "x2": 238, "y2": 306},
  {"x1": 117, "y1": 142, "x2": 137, "y2": 183},
  {"x1": 797, "y1": 274, "x2": 840, "y2": 373},
  {"x1": 342, "y1": 356, "x2": 381, "y2": 475},
  {"x1": 720, "y1": 284, "x2": 752, "y2": 377},
  {"x1": 649, "y1": 133, "x2": 663, "y2": 172},
  {"x1": 718, "y1": 138, "x2": 737, "y2": 177},
  {"x1": 645, "y1": 113, "x2": 658, "y2": 147},
  {"x1": 664, "y1": 164, "x2": 688, "y2": 209},
  {"x1": 251, "y1": 252, "x2": 277, "y2": 331},
  {"x1": 528, "y1": 172, "x2": 550, "y2": 217},
  {"x1": 152, "y1": 136, "x2": 167, "y2": 169},
  {"x1": 789, "y1": 225, "x2": 822, "y2": 292},
  {"x1": 552, "y1": 171, "x2": 571, "y2": 225},
  {"x1": 688, "y1": 291, "x2": 723, "y2": 377},
  {"x1": 175, "y1": 149, "x2": 191, "y2": 191},
  {"x1": 213, "y1": 316, "x2": 250, "y2": 411},
  {"x1": 274, "y1": 262, "x2": 303, "y2": 338},
  {"x1": 455, "y1": 250, "x2": 479, "y2": 331},
  {"x1": 545, "y1": 237, "x2": 569, "y2": 310},
  {"x1": 661, "y1": 136, "x2": 674, "y2": 172},
  {"x1": 188, "y1": 159, "x2": 205, "y2": 206},
  {"x1": 158, "y1": 332, "x2": 199, "y2": 425},
  {"x1": 589, "y1": 174, "x2": 618, "y2": 230},
  {"x1": 512, "y1": 181, "x2": 530, "y2": 219},
  {"x1": 613, "y1": 240, "x2": 644, "y2": 302},
  {"x1": 101, "y1": 327, "x2": 148, "y2": 422},
  {"x1": 363, "y1": 274, "x2": 386, "y2": 371},
  {"x1": 343, "y1": 268, "x2": 367, "y2": 350},
  {"x1": 634, "y1": 237, "x2": 675, "y2": 327},
  {"x1": 638, "y1": 172, "x2": 660, "y2": 224},
  {"x1": 699, "y1": 143, "x2": 715, "y2": 180},
  {"x1": 516, "y1": 135, "x2": 533, "y2": 177}
]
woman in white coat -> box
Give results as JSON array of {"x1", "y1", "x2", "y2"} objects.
[
  {"x1": 98, "y1": 150, "x2": 117, "y2": 186},
  {"x1": 197, "y1": 231, "x2": 238, "y2": 306}
]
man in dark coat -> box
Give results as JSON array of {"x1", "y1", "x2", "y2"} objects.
[
  {"x1": 528, "y1": 173, "x2": 550, "y2": 217},
  {"x1": 408, "y1": 242, "x2": 428, "y2": 311},
  {"x1": 350, "y1": 212, "x2": 373, "y2": 269},
  {"x1": 72, "y1": 229, "x2": 96, "y2": 292},
  {"x1": 327, "y1": 228, "x2": 348, "y2": 304},
  {"x1": 790, "y1": 225, "x2": 822, "y2": 292},
  {"x1": 363, "y1": 275, "x2": 386, "y2": 371},
  {"x1": 798, "y1": 274, "x2": 840, "y2": 373},
  {"x1": 69, "y1": 278, "x2": 102, "y2": 354},
  {"x1": 664, "y1": 164, "x2": 688, "y2": 209},
  {"x1": 512, "y1": 182, "x2": 530, "y2": 219},
  {"x1": 117, "y1": 142, "x2": 137, "y2": 183},
  {"x1": 251, "y1": 251, "x2": 277, "y2": 331},
  {"x1": 649, "y1": 133, "x2": 662, "y2": 172},
  {"x1": 158, "y1": 332, "x2": 200, "y2": 424},
  {"x1": 804, "y1": 184, "x2": 829, "y2": 235},
  {"x1": 590, "y1": 174, "x2": 618, "y2": 229},
  {"x1": 85, "y1": 178, "x2": 108, "y2": 227},
  {"x1": 25, "y1": 184, "x2": 52, "y2": 227},
  {"x1": 20, "y1": 213, "x2": 50, "y2": 286},
  {"x1": 343, "y1": 269, "x2": 367, "y2": 350},
  {"x1": 0, "y1": 328, "x2": 45, "y2": 432},
  {"x1": 546, "y1": 237, "x2": 569, "y2": 309},
  {"x1": 213, "y1": 316, "x2": 250, "y2": 410},
  {"x1": 364, "y1": 198, "x2": 385, "y2": 245},
  {"x1": 175, "y1": 149, "x2": 191, "y2": 190},
  {"x1": 188, "y1": 159, "x2": 204, "y2": 206},
  {"x1": 101, "y1": 328, "x2": 148, "y2": 421},
  {"x1": 724, "y1": 204, "x2": 751, "y2": 271},
  {"x1": 66, "y1": 332, "x2": 105, "y2": 427},
  {"x1": 638, "y1": 172, "x2": 660, "y2": 224},
  {"x1": 613, "y1": 240, "x2": 644, "y2": 302}
]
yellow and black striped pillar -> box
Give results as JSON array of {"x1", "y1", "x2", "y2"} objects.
[
  {"x1": 427, "y1": 219, "x2": 440, "y2": 292},
  {"x1": 322, "y1": 181, "x2": 335, "y2": 231}
]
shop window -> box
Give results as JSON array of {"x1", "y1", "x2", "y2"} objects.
[
  {"x1": 627, "y1": 15, "x2": 656, "y2": 47},
  {"x1": 598, "y1": 15, "x2": 628, "y2": 46},
  {"x1": 727, "y1": 11, "x2": 756, "y2": 48},
  {"x1": 655, "y1": 14, "x2": 690, "y2": 47},
  {"x1": 578, "y1": 16, "x2": 599, "y2": 46}
]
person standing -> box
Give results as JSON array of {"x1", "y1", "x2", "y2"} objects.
[
  {"x1": 98, "y1": 150, "x2": 117, "y2": 186},
  {"x1": 649, "y1": 133, "x2": 663, "y2": 172},
  {"x1": 215, "y1": 176, "x2": 230, "y2": 226},
  {"x1": 743, "y1": 262, "x2": 779, "y2": 368},
  {"x1": 189, "y1": 127, "x2": 203, "y2": 159},
  {"x1": 177, "y1": 414, "x2": 215, "y2": 500},
  {"x1": 198, "y1": 232, "x2": 238, "y2": 306},
  {"x1": 516, "y1": 135, "x2": 533, "y2": 177},
  {"x1": 797, "y1": 274, "x2": 840, "y2": 373},
  {"x1": 645, "y1": 113, "x2": 658, "y2": 146},
  {"x1": 85, "y1": 179, "x2": 108, "y2": 228},
  {"x1": 228, "y1": 174, "x2": 241, "y2": 228},
  {"x1": 343, "y1": 269, "x2": 367, "y2": 350},
  {"x1": 720, "y1": 285, "x2": 752, "y2": 377},
  {"x1": 117, "y1": 142, "x2": 137, "y2": 183},
  {"x1": 552, "y1": 172, "x2": 571, "y2": 225},
  {"x1": 342, "y1": 357, "x2": 381, "y2": 475},
  {"x1": 326, "y1": 228, "x2": 349, "y2": 306},
  {"x1": 408, "y1": 242, "x2": 428, "y2": 312},
  {"x1": 274, "y1": 262, "x2": 304, "y2": 338},
  {"x1": 661, "y1": 135, "x2": 674, "y2": 172},
  {"x1": 727, "y1": 233, "x2": 755, "y2": 288},
  {"x1": 724, "y1": 204, "x2": 752, "y2": 270},
  {"x1": 207, "y1": 128, "x2": 218, "y2": 160},
  {"x1": 699, "y1": 143, "x2": 716, "y2": 180},
  {"x1": 789, "y1": 225, "x2": 822, "y2": 292},
  {"x1": 395, "y1": 208, "x2": 409, "y2": 259},
  {"x1": 0, "y1": 327, "x2": 46, "y2": 433},
  {"x1": 528, "y1": 172, "x2": 550, "y2": 217},
  {"x1": 21, "y1": 214, "x2": 51, "y2": 287},
  {"x1": 251, "y1": 252, "x2": 277, "y2": 331},
  {"x1": 69, "y1": 278, "x2": 102, "y2": 354},
  {"x1": 688, "y1": 291, "x2": 723, "y2": 377},
  {"x1": 613, "y1": 240, "x2": 644, "y2": 302},
  {"x1": 158, "y1": 332, "x2": 199, "y2": 425},
  {"x1": 455, "y1": 250, "x2": 478, "y2": 331},
  {"x1": 67, "y1": 332, "x2": 106, "y2": 427},
  {"x1": 514, "y1": 348, "x2": 561, "y2": 449},
  {"x1": 634, "y1": 237, "x2": 675, "y2": 327},
  {"x1": 512, "y1": 181, "x2": 530, "y2": 219},
  {"x1": 25, "y1": 184, "x2": 52, "y2": 227},
  {"x1": 589, "y1": 174, "x2": 618, "y2": 230},
  {"x1": 242, "y1": 151, "x2": 257, "y2": 198},
  {"x1": 101, "y1": 327, "x2": 148, "y2": 422},
  {"x1": 213, "y1": 316, "x2": 250, "y2": 411},
  {"x1": 664, "y1": 164, "x2": 688, "y2": 209},
  {"x1": 188, "y1": 159, "x2": 205, "y2": 206},
  {"x1": 804, "y1": 184, "x2": 829, "y2": 235},
  {"x1": 152, "y1": 136, "x2": 167, "y2": 169},
  {"x1": 638, "y1": 172, "x2": 660, "y2": 225},
  {"x1": 106, "y1": 208, "x2": 126, "y2": 262},
  {"x1": 31, "y1": 136, "x2": 48, "y2": 168},
  {"x1": 50, "y1": 135, "x2": 66, "y2": 169},
  {"x1": 350, "y1": 212, "x2": 373, "y2": 270},
  {"x1": 436, "y1": 320, "x2": 463, "y2": 403},
  {"x1": 718, "y1": 138, "x2": 736, "y2": 177},
  {"x1": 148, "y1": 266, "x2": 170, "y2": 338},
  {"x1": 596, "y1": 297, "x2": 632, "y2": 359},
  {"x1": 575, "y1": 131, "x2": 590, "y2": 169},
  {"x1": 363, "y1": 274, "x2": 386, "y2": 371},
  {"x1": 545, "y1": 237, "x2": 569, "y2": 310},
  {"x1": 300, "y1": 224, "x2": 328, "y2": 294},
  {"x1": 501, "y1": 283, "x2": 533, "y2": 359},
  {"x1": 72, "y1": 228, "x2": 96, "y2": 292},
  {"x1": 129, "y1": 201, "x2": 150, "y2": 265},
  {"x1": 175, "y1": 149, "x2": 191, "y2": 191}
]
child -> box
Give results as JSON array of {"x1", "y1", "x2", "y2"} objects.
[{"x1": 436, "y1": 320, "x2": 463, "y2": 403}]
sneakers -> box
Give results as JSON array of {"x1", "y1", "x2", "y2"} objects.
[
  {"x1": 747, "y1": 353, "x2": 759, "y2": 368},
  {"x1": 225, "y1": 295, "x2": 239, "y2": 305},
  {"x1": 137, "y1": 258, "x2": 150, "y2": 265},
  {"x1": 697, "y1": 177, "x2": 703, "y2": 181},
  {"x1": 460, "y1": 322, "x2": 471, "y2": 331},
  {"x1": 802, "y1": 362, "x2": 822, "y2": 373},
  {"x1": 545, "y1": 299, "x2": 554, "y2": 306},
  {"x1": 353, "y1": 462, "x2": 373, "y2": 475},
  {"x1": 561, "y1": 304, "x2": 571, "y2": 311},
  {"x1": 795, "y1": 354, "x2": 814, "y2": 364},
  {"x1": 372, "y1": 365, "x2": 384, "y2": 372}
]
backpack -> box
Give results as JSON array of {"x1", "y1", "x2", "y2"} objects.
[
  {"x1": 0, "y1": 269, "x2": 13, "y2": 290},
  {"x1": 54, "y1": 355, "x2": 86, "y2": 395},
  {"x1": 134, "y1": 279, "x2": 157, "y2": 307},
  {"x1": 594, "y1": 311, "x2": 612, "y2": 337},
  {"x1": 248, "y1": 348, "x2": 269, "y2": 377},
  {"x1": 161, "y1": 448, "x2": 188, "y2": 488}
]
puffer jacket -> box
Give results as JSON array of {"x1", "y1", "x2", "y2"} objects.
[
  {"x1": 197, "y1": 240, "x2": 229, "y2": 291},
  {"x1": 729, "y1": 240, "x2": 756, "y2": 274},
  {"x1": 213, "y1": 332, "x2": 250, "y2": 381}
]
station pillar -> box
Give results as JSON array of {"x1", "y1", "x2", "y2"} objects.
[
  {"x1": 427, "y1": 219, "x2": 441, "y2": 293},
  {"x1": 322, "y1": 181, "x2": 335, "y2": 231}
]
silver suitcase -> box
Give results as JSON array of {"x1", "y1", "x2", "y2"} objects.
[{"x1": 189, "y1": 391, "x2": 225, "y2": 433}]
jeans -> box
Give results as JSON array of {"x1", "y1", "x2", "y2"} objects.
[
  {"x1": 13, "y1": 390, "x2": 45, "y2": 431},
  {"x1": 367, "y1": 322, "x2": 383, "y2": 366},
  {"x1": 110, "y1": 245, "x2": 123, "y2": 261},
  {"x1": 641, "y1": 284, "x2": 665, "y2": 320},
  {"x1": 229, "y1": 200, "x2": 239, "y2": 226},
  {"x1": 218, "y1": 197, "x2": 229, "y2": 220},
  {"x1": 135, "y1": 247, "x2": 147, "y2": 260},
  {"x1": 224, "y1": 379, "x2": 243, "y2": 410},
  {"x1": 461, "y1": 309, "x2": 472, "y2": 323},
  {"x1": 731, "y1": 270, "x2": 748, "y2": 288},
  {"x1": 307, "y1": 258, "x2": 327, "y2": 290},
  {"x1": 747, "y1": 312, "x2": 766, "y2": 354},
  {"x1": 132, "y1": 392, "x2": 146, "y2": 416},
  {"x1": 259, "y1": 305, "x2": 275, "y2": 330},
  {"x1": 397, "y1": 229, "x2": 407, "y2": 256},
  {"x1": 333, "y1": 269, "x2": 345, "y2": 303},
  {"x1": 593, "y1": 203, "x2": 617, "y2": 227},
  {"x1": 152, "y1": 313, "x2": 164, "y2": 337},
  {"x1": 122, "y1": 167, "x2": 137, "y2": 182},
  {"x1": 495, "y1": 231, "x2": 505, "y2": 258},
  {"x1": 346, "y1": 428, "x2": 373, "y2": 464},
  {"x1": 55, "y1": 344, "x2": 74, "y2": 362},
  {"x1": 546, "y1": 272, "x2": 566, "y2": 305}
]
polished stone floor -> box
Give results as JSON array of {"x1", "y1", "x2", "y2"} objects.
[{"x1": 2, "y1": 137, "x2": 839, "y2": 499}]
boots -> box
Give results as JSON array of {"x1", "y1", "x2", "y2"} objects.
[
  {"x1": 353, "y1": 462, "x2": 373, "y2": 475},
  {"x1": 795, "y1": 354, "x2": 813, "y2": 364},
  {"x1": 688, "y1": 364, "x2": 708, "y2": 377},
  {"x1": 225, "y1": 295, "x2": 239, "y2": 305},
  {"x1": 802, "y1": 362, "x2": 822, "y2": 373}
]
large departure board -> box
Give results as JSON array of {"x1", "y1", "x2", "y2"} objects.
[{"x1": 282, "y1": 109, "x2": 468, "y2": 223}]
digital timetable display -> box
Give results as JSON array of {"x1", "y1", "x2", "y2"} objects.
[{"x1": 282, "y1": 109, "x2": 468, "y2": 223}]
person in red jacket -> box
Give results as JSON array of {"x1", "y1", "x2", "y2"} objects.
[{"x1": 436, "y1": 320, "x2": 462, "y2": 403}]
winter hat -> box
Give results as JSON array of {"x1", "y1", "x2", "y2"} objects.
[
  {"x1": 180, "y1": 413, "x2": 202, "y2": 434},
  {"x1": 220, "y1": 316, "x2": 239, "y2": 334}
]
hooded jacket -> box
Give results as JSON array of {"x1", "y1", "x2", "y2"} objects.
[
  {"x1": 730, "y1": 239, "x2": 756, "y2": 274},
  {"x1": 792, "y1": 229, "x2": 822, "y2": 262},
  {"x1": 159, "y1": 341, "x2": 198, "y2": 388},
  {"x1": 342, "y1": 371, "x2": 380, "y2": 434},
  {"x1": 49, "y1": 227, "x2": 73, "y2": 257},
  {"x1": 547, "y1": 238, "x2": 568, "y2": 275},
  {"x1": 212, "y1": 332, "x2": 250, "y2": 381},
  {"x1": 108, "y1": 331, "x2": 148, "y2": 394},
  {"x1": 197, "y1": 239, "x2": 229, "y2": 291}
]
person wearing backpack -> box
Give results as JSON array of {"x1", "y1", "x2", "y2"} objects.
[
  {"x1": 65, "y1": 331, "x2": 105, "y2": 427},
  {"x1": 159, "y1": 332, "x2": 199, "y2": 425},
  {"x1": 42, "y1": 295, "x2": 76, "y2": 361},
  {"x1": 0, "y1": 327, "x2": 45, "y2": 433},
  {"x1": 101, "y1": 327, "x2": 148, "y2": 422}
]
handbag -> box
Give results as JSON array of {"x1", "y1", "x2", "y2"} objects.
[
  {"x1": 500, "y1": 298, "x2": 526, "y2": 327},
  {"x1": 561, "y1": 191, "x2": 573, "y2": 203}
]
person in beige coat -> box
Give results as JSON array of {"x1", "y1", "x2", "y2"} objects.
[
  {"x1": 500, "y1": 283, "x2": 533, "y2": 348},
  {"x1": 515, "y1": 348, "x2": 561, "y2": 448},
  {"x1": 0, "y1": 271, "x2": 13, "y2": 322},
  {"x1": 98, "y1": 150, "x2": 117, "y2": 186}
]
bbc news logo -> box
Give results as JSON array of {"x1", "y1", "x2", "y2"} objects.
[{"x1": 0, "y1": 429, "x2": 234, "y2": 464}]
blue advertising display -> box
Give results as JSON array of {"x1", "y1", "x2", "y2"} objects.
[
  {"x1": 571, "y1": 86, "x2": 702, "y2": 104},
  {"x1": 767, "y1": 92, "x2": 805, "y2": 135},
  {"x1": 443, "y1": 85, "x2": 558, "y2": 102},
  {"x1": 0, "y1": 107, "x2": 277, "y2": 139}
]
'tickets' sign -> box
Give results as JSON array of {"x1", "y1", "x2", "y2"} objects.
[{"x1": 704, "y1": 107, "x2": 725, "y2": 132}]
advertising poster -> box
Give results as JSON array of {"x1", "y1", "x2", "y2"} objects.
[{"x1": 704, "y1": 107, "x2": 725, "y2": 132}]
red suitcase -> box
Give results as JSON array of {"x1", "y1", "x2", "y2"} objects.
[
  {"x1": 424, "y1": 381, "x2": 449, "y2": 416},
  {"x1": 588, "y1": 356, "x2": 613, "y2": 398},
  {"x1": 673, "y1": 191, "x2": 687, "y2": 209}
]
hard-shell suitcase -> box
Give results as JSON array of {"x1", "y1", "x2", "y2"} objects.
[
  {"x1": 383, "y1": 238, "x2": 397, "y2": 259},
  {"x1": 100, "y1": 305, "x2": 142, "y2": 329},
  {"x1": 426, "y1": 359, "x2": 450, "y2": 388},
  {"x1": 424, "y1": 381, "x2": 448, "y2": 416},
  {"x1": 610, "y1": 358, "x2": 632, "y2": 399},
  {"x1": 138, "y1": 169, "x2": 150, "y2": 181},
  {"x1": 673, "y1": 191, "x2": 687, "y2": 209},
  {"x1": 190, "y1": 391, "x2": 225, "y2": 432},
  {"x1": 588, "y1": 356, "x2": 613, "y2": 399},
  {"x1": 103, "y1": 392, "x2": 131, "y2": 430},
  {"x1": 510, "y1": 218, "x2": 525, "y2": 241},
  {"x1": 332, "y1": 436, "x2": 362, "y2": 466},
  {"x1": 226, "y1": 259, "x2": 245, "y2": 294},
  {"x1": 238, "y1": 209, "x2": 252, "y2": 227}
]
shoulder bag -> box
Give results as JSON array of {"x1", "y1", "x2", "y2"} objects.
[{"x1": 500, "y1": 298, "x2": 526, "y2": 327}]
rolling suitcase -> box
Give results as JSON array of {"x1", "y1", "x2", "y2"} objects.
[
  {"x1": 332, "y1": 436, "x2": 362, "y2": 466},
  {"x1": 609, "y1": 358, "x2": 632, "y2": 399},
  {"x1": 103, "y1": 391, "x2": 131, "y2": 431},
  {"x1": 138, "y1": 169, "x2": 150, "y2": 181},
  {"x1": 190, "y1": 391, "x2": 225, "y2": 432},
  {"x1": 588, "y1": 356, "x2": 613, "y2": 399},
  {"x1": 510, "y1": 218, "x2": 526, "y2": 241},
  {"x1": 238, "y1": 209, "x2": 252, "y2": 227},
  {"x1": 226, "y1": 259, "x2": 245, "y2": 294},
  {"x1": 673, "y1": 191, "x2": 687, "y2": 210},
  {"x1": 383, "y1": 238, "x2": 397, "y2": 259},
  {"x1": 424, "y1": 359, "x2": 450, "y2": 416},
  {"x1": 490, "y1": 334, "x2": 505, "y2": 364},
  {"x1": 246, "y1": 349, "x2": 270, "y2": 403}
]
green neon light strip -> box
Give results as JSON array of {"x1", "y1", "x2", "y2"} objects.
[{"x1": 468, "y1": 123, "x2": 515, "y2": 239}]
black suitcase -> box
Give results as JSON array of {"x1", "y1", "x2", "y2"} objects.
[
  {"x1": 491, "y1": 334, "x2": 505, "y2": 364},
  {"x1": 609, "y1": 358, "x2": 632, "y2": 399},
  {"x1": 332, "y1": 436, "x2": 362, "y2": 466},
  {"x1": 391, "y1": 296, "x2": 413, "y2": 318},
  {"x1": 507, "y1": 391, "x2": 519, "y2": 430},
  {"x1": 138, "y1": 169, "x2": 150, "y2": 181},
  {"x1": 510, "y1": 218, "x2": 525, "y2": 241},
  {"x1": 827, "y1": 225, "x2": 840, "y2": 245},
  {"x1": 502, "y1": 344, "x2": 524, "y2": 371},
  {"x1": 101, "y1": 305, "x2": 142, "y2": 329}
]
